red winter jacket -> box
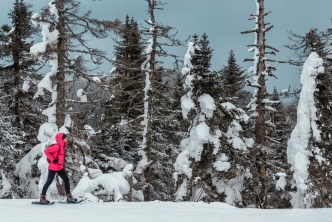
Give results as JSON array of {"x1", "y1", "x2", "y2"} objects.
[{"x1": 44, "y1": 132, "x2": 67, "y2": 171}]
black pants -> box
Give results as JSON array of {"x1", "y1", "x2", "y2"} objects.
[{"x1": 41, "y1": 168, "x2": 71, "y2": 195}]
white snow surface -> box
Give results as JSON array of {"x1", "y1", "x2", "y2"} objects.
[{"x1": 1, "y1": 200, "x2": 332, "y2": 222}]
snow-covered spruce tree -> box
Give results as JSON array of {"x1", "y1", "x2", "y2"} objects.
[
  {"x1": 174, "y1": 38, "x2": 216, "y2": 202},
  {"x1": 135, "y1": 0, "x2": 183, "y2": 201},
  {"x1": 312, "y1": 46, "x2": 332, "y2": 208},
  {"x1": 287, "y1": 52, "x2": 327, "y2": 208},
  {"x1": 174, "y1": 34, "x2": 252, "y2": 205},
  {"x1": 110, "y1": 15, "x2": 145, "y2": 121},
  {"x1": 267, "y1": 88, "x2": 292, "y2": 163},
  {"x1": 286, "y1": 27, "x2": 332, "y2": 208},
  {"x1": 241, "y1": 0, "x2": 289, "y2": 208},
  {"x1": 0, "y1": 0, "x2": 41, "y2": 127},
  {"x1": 190, "y1": 33, "x2": 212, "y2": 75},
  {"x1": 312, "y1": 63, "x2": 332, "y2": 208},
  {"x1": 92, "y1": 15, "x2": 145, "y2": 176},
  {"x1": 264, "y1": 87, "x2": 292, "y2": 208},
  {"x1": 0, "y1": 0, "x2": 46, "y2": 198},
  {"x1": 151, "y1": 67, "x2": 188, "y2": 201},
  {"x1": 15, "y1": 0, "x2": 118, "y2": 199},
  {"x1": 216, "y1": 50, "x2": 254, "y2": 206},
  {"x1": 219, "y1": 50, "x2": 249, "y2": 107}
]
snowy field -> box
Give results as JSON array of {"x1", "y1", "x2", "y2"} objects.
[{"x1": 1, "y1": 200, "x2": 332, "y2": 222}]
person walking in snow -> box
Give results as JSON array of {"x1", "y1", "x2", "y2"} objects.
[{"x1": 40, "y1": 132, "x2": 77, "y2": 204}]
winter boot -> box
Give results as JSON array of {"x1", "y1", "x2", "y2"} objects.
[
  {"x1": 40, "y1": 195, "x2": 50, "y2": 204},
  {"x1": 66, "y1": 193, "x2": 77, "y2": 203}
]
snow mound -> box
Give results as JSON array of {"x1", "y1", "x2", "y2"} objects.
[{"x1": 73, "y1": 164, "x2": 134, "y2": 202}]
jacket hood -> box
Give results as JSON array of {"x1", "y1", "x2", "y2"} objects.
[{"x1": 55, "y1": 132, "x2": 66, "y2": 147}]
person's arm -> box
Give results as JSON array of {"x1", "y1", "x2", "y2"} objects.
[{"x1": 44, "y1": 145, "x2": 59, "y2": 162}]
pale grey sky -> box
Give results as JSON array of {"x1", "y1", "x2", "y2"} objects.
[{"x1": 1, "y1": 0, "x2": 332, "y2": 93}]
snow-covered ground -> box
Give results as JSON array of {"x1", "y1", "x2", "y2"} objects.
[{"x1": 1, "y1": 200, "x2": 332, "y2": 222}]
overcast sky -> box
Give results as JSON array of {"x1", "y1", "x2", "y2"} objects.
[{"x1": 1, "y1": 0, "x2": 332, "y2": 93}]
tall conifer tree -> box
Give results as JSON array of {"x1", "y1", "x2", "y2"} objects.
[
  {"x1": 17, "y1": 0, "x2": 119, "y2": 197},
  {"x1": 175, "y1": 35, "x2": 252, "y2": 205},
  {"x1": 286, "y1": 27, "x2": 332, "y2": 207},
  {"x1": 93, "y1": 15, "x2": 144, "y2": 176},
  {"x1": 111, "y1": 15, "x2": 145, "y2": 121},
  {"x1": 0, "y1": 0, "x2": 41, "y2": 128},
  {"x1": 219, "y1": 50, "x2": 248, "y2": 105},
  {"x1": 0, "y1": 0, "x2": 43, "y2": 198}
]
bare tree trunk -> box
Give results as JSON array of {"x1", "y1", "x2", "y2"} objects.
[
  {"x1": 255, "y1": 0, "x2": 267, "y2": 208},
  {"x1": 126, "y1": 175, "x2": 133, "y2": 202},
  {"x1": 255, "y1": 0, "x2": 267, "y2": 145},
  {"x1": 55, "y1": 0, "x2": 66, "y2": 195},
  {"x1": 56, "y1": 0, "x2": 66, "y2": 128}
]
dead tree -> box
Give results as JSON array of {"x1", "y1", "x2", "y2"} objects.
[
  {"x1": 241, "y1": 0, "x2": 287, "y2": 208},
  {"x1": 135, "y1": 0, "x2": 182, "y2": 201}
]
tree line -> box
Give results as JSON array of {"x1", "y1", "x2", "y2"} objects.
[{"x1": 0, "y1": 0, "x2": 332, "y2": 208}]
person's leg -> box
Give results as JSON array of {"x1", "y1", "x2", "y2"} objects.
[
  {"x1": 41, "y1": 170, "x2": 57, "y2": 195},
  {"x1": 40, "y1": 170, "x2": 57, "y2": 203},
  {"x1": 57, "y1": 168, "x2": 77, "y2": 202},
  {"x1": 57, "y1": 168, "x2": 71, "y2": 194}
]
